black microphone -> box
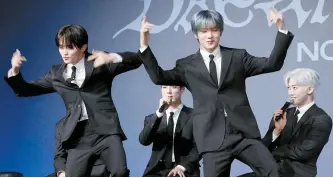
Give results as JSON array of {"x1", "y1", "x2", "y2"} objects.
[
  {"x1": 275, "y1": 102, "x2": 291, "y2": 121},
  {"x1": 159, "y1": 101, "x2": 169, "y2": 113}
]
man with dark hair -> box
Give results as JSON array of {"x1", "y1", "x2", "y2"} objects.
[
  {"x1": 138, "y1": 8, "x2": 294, "y2": 177},
  {"x1": 139, "y1": 85, "x2": 200, "y2": 177},
  {"x1": 4, "y1": 25, "x2": 141, "y2": 176}
]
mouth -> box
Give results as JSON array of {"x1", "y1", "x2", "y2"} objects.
[
  {"x1": 207, "y1": 41, "x2": 214, "y2": 44},
  {"x1": 290, "y1": 97, "x2": 297, "y2": 101}
]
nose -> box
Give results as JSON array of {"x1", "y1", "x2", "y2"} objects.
[
  {"x1": 288, "y1": 89, "x2": 293, "y2": 95},
  {"x1": 167, "y1": 87, "x2": 172, "y2": 93},
  {"x1": 207, "y1": 30, "x2": 213, "y2": 38},
  {"x1": 61, "y1": 48, "x2": 68, "y2": 55}
]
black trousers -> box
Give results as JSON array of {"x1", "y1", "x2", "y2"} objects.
[
  {"x1": 65, "y1": 120, "x2": 128, "y2": 177},
  {"x1": 202, "y1": 118, "x2": 278, "y2": 177}
]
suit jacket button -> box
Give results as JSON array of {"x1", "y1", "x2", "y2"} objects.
[{"x1": 78, "y1": 105, "x2": 81, "y2": 108}]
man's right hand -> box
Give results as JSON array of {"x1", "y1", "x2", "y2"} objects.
[
  {"x1": 273, "y1": 109, "x2": 287, "y2": 135},
  {"x1": 158, "y1": 98, "x2": 167, "y2": 110},
  {"x1": 157, "y1": 97, "x2": 172, "y2": 114},
  {"x1": 140, "y1": 16, "x2": 155, "y2": 49},
  {"x1": 11, "y1": 49, "x2": 27, "y2": 75},
  {"x1": 57, "y1": 171, "x2": 65, "y2": 177}
]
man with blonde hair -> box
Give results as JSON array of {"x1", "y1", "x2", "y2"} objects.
[{"x1": 257, "y1": 68, "x2": 332, "y2": 176}]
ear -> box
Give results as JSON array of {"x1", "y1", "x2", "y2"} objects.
[
  {"x1": 307, "y1": 87, "x2": 314, "y2": 95},
  {"x1": 80, "y1": 44, "x2": 87, "y2": 52},
  {"x1": 180, "y1": 87, "x2": 185, "y2": 94}
]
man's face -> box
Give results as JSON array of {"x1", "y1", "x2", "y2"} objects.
[
  {"x1": 161, "y1": 86, "x2": 184, "y2": 103},
  {"x1": 287, "y1": 79, "x2": 313, "y2": 106},
  {"x1": 196, "y1": 26, "x2": 221, "y2": 53},
  {"x1": 58, "y1": 40, "x2": 85, "y2": 64}
]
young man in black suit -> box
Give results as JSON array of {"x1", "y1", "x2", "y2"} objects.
[
  {"x1": 138, "y1": 8, "x2": 294, "y2": 176},
  {"x1": 139, "y1": 85, "x2": 200, "y2": 177},
  {"x1": 5, "y1": 25, "x2": 141, "y2": 176},
  {"x1": 259, "y1": 68, "x2": 332, "y2": 176}
]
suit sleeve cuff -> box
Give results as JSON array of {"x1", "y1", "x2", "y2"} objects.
[
  {"x1": 156, "y1": 110, "x2": 164, "y2": 118},
  {"x1": 176, "y1": 165, "x2": 186, "y2": 172},
  {"x1": 8, "y1": 68, "x2": 18, "y2": 77},
  {"x1": 111, "y1": 53, "x2": 123, "y2": 63},
  {"x1": 278, "y1": 29, "x2": 288, "y2": 35},
  {"x1": 272, "y1": 132, "x2": 280, "y2": 142},
  {"x1": 139, "y1": 46, "x2": 148, "y2": 53}
]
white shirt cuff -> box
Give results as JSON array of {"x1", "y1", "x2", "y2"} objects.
[
  {"x1": 272, "y1": 132, "x2": 280, "y2": 142},
  {"x1": 139, "y1": 46, "x2": 148, "y2": 53},
  {"x1": 7, "y1": 68, "x2": 18, "y2": 77},
  {"x1": 111, "y1": 53, "x2": 123, "y2": 63},
  {"x1": 278, "y1": 29, "x2": 288, "y2": 34},
  {"x1": 176, "y1": 165, "x2": 186, "y2": 172},
  {"x1": 156, "y1": 110, "x2": 164, "y2": 118}
]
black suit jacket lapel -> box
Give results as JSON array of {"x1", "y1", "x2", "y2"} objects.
[
  {"x1": 219, "y1": 46, "x2": 233, "y2": 89},
  {"x1": 175, "y1": 106, "x2": 190, "y2": 134},
  {"x1": 192, "y1": 51, "x2": 217, "y2": 88},
  {"x1": 81, "y1": 53, "x2": 94, "y2": 87},
  {"x1": 291, "y1": 104, "x2": 317, "y2": 137}
]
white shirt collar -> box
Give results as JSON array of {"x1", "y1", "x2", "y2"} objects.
[
  {"x1": 67, "y1": 55, "x2": 85, "y2": 71},
  {"x1": 297, "y1": 101, "x2": 315, "y2": 114},
  {"x1": 200, "y1": 47, "x2": 221, "y2": 61},
  {"x1": 166, "y1": 103, "x2": 184, "y2": 117}
]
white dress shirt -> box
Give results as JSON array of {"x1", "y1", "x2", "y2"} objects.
[
  {"x1": 63, "y1": 57, "x2": 89, "y2": 121},
  {"x1": 272, "y1": 101, "x2": 315, "y2": 141},
  {"x1": 156, "y1": 104, "x2": 186, "y2": 171}
]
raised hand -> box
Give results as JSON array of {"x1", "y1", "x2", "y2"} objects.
[
  {"x1": 11, "y1": 49, "x2": 27, "y2": 75},
  {"x1": 140, "y1": 16, "x2": 155, "y2": 48},
  {"x1": 270, "y1": 8, "x2": 285, "y2": 30},
  {"x1": 87, "y1": 49, "x2": 117, "y2": 68}
]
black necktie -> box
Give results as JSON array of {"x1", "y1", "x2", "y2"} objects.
[
  {"x1": 167, "y1": 112, "x2": 174, "y2": 137},
  {"x1": 209, "y1": 54, "x2": 218, "y2": 85},
  {"x1": 291, "y1": 109, "x2": 300, "y2": 131},
  {"x1": 164, "y1": 111, "x2": 175, "y2": 168},
  {"x1": 294, "y1": 109, "x2": 300, "y2": 116},
  {"x1": 66, "y1": 66, "x2": 76, "y2": 83}
]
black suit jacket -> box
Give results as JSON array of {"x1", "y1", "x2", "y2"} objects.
[
  {"x1": 54, "y1": 118, "x2": 109, "y2": 176},
  {"x1": 5, "y1": 52, "x2": 141, "y2": 147},
  {"x1": 138, "y1": 31, "x2": 294, "y2": 153},
  {"x1": 262, "y1": 105, "x2": 332, "y2": 176},
  {"x1": 139, "y1": 106, "x2": 200, "y2": 176}
]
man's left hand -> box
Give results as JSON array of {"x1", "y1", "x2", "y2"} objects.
[{"x1": 270, "y1": 7, "x2": 286, "y2": 30}]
